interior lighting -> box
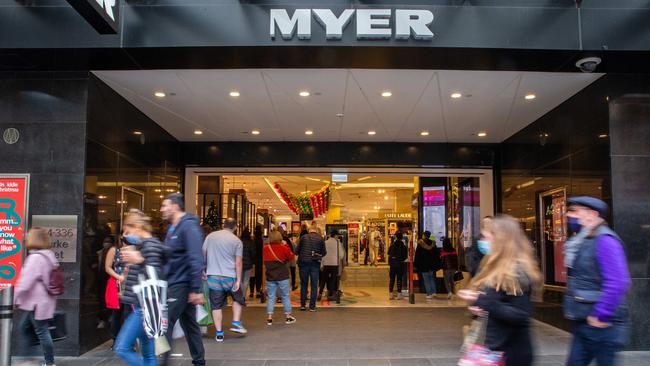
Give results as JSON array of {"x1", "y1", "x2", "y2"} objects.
[
  {"x1": 381, "y1": 91, "x2": 392, "y2": 97},
  {"x1": 420, "y1": 131, "x2": 430, "y2": 136},
  {"x1": 251, "y1": 130, "x2": 261, "y2": 135},
  {"x1": 299, "y1": 91, "x2": 310, "y2": 97},
  {"x1": 305, "y1": 130, "x2": 314, "y2": 135},
  {"x1": 98, "y1": 195, "x2": 107, "y2": 199},
  {"x1": 367, "y1": 130, "x2": 376, "y2": 136},
  {"x1": 154, "y1": 92, "x2": 166, "y2": 98},
  {"x1": 384, "y1": 195, "x2": 389, "y2": 200},
  {"x1": 193, "y1": 130, "x2": 203, "y2": 135},
  {"x1": 525, "y1": 94, "x2": 536, "y2": 100},
  {"x1": 598, "y1": 134, "x2": 608, "y2": 138},
  {"x1": 133, "y1": 131, "x2": 142, "y2": 136},
  {"x1": 477, "y1": 132, "x2": 487, "y2": 137},
  {"x1": 451, "y1": 92, "x2": 462, "y2": 99},
  {"x1": 229, "y1": 91, "x2": 240, "y2": 97},
  {"x1": 357, "y1": 176, "x2": 373, "y2": 181}
]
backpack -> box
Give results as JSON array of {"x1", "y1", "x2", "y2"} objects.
[{"x1": 34, "y1": 251, "x2": 65, "y2": 296}]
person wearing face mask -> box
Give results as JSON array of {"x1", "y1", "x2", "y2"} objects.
[
  {"x1": 466, "y1": 216, "x2": 493, "y2": 278},
  {"x1": 459, "y1": 215, "x2": 543, "y2": 366},
  {"x1": 563, "y1": 197, "x2": 630, "y2": 366},
  {"x1": 113, "y1": 209, "x2": 166, "y2": 366}
]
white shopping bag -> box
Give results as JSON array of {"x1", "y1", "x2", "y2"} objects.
[
  {"x1": 171, "y1": 320, "x2": 185, "y2": 339},
  {"x1": 196, "y1": 304, "x2": 209, "y2": 324}
]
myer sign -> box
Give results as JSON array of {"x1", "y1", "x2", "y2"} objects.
[
  {"x1": 66, "y1": 0, "x2": 119, "y2": 34},
  {"x1": 270, "y1": 9, "x2": 434, "y2": 41}
]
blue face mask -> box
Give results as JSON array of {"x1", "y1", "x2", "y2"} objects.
[
  {"x1": 567, "y1": 217, "x2": 582, "y2": 234},
  {"x1": 124, "y1": 234, "x2": 142, "y2": 245},
  {"x1": 477, "y1": 240, "x2": 492, "y2": 255}
]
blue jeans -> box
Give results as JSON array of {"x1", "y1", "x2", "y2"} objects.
[
  {"x1": 266, "y1": 279, "x2": 292, "y2": 315},
  {"x1": 299, "y1": 262, "x2": 320, "y2": 309},
  {"x1": 114, "y1": 307, "x2": 156, "y2": 366},
  {"x1": 20, "y1": 311, "x2": 54, "y2": 365},
  {"x1": 567, "y1": 321, "x2": 626, "y2": 366},
  {"x1": 421, "y1": 271, "x2": 436, "y2": 296}
]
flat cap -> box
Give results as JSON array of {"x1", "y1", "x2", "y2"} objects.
[{"x1": 567, "y1": 196, "x2": 609, "y2": 219}]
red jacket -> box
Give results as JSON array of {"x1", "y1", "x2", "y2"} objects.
[{"x1": 263, "y1": 242, "x2": 295, "y2": 281}]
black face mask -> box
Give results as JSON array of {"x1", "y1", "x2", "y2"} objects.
[{"x1": 567, "y1": 217, "x2": 582, "y2": 235}]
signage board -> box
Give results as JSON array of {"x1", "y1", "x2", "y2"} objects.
[
  {"x1": 31, "y1": 215, "x2": 78, "y2": 263},
  {"x1": 299, "y1": 213, "x2": 314, "y2": 221},
  {"x1": 66, "y1": 0, "x2": 119, "y2": 34},
  {"x1": 331, "y1": 173, "x2": 348, "y2": 183},
  {"x1": 384, "y1": 213, "x2": 412, "y2": 219},
  {"x1": 0, "y1": 174, "x2": 29, "y2": 289}
]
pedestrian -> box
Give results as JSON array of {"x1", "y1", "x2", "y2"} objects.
[
  {"x1": 280, "y1": 227, "x2": 298, "y2": 291},
  {"x1": 14, "y1": 228, "x2": 60, "y2": 366},
  {"x1": 465, "y1": 216, "x2": 493, "y2": 278},
  {"x1": 239, "y1": 226, "x2": 257, "y2": 303},
  {"x1": 415, "y1": 230, "x2": 438, "y2": 299},
  {"x1": 203, "y1": 218, "x2": 248, "y2": 342},
  {"x1": 388, "y1": 231, "x2": 408, "y2": 300},
  {"x1": 160, "y1": 193, "x2": 206, "y2": 366},
  {"x1": 263, "y1": 230, "x2": 297, "y2": 326},
  {"x1": 249, "y1": 225, "x2": 264, "y2": 299},
  {"x1": 113, "y1": 209, "x2": 166, "y2": 366},
  {"x1": 440, "y1": 237, "x2": 459, "y2": 299},
  {"x1": 104, "y1": 234, "x2": 126, "y2": 348},
  {"x1": 318, "y1": 230, "x2": 346, "y2": 301},
  {"x1": 564, "y1": 196, "x2": 631, "y2": 366},
  {"x1": 295, "y1": 222, "x2": 326, "y2": 311},
  {"x1": 458, "y1": 215, "x2": 543, "y2": 366}
]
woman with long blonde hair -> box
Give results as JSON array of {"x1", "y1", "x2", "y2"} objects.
[{"x1": 459, "y1": 215, "x2": 543, "y2": 366}]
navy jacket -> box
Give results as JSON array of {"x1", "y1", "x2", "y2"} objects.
[
  {"x1": 295, "y1": 232, "x2": 326, "y2": 265},
  {"x1": 164, "y1": 214, "x2": 205, "y2": 293}
]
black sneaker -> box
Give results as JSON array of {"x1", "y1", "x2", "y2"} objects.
[
  {"x1": 215, "y1": 332, "x2": 224, "y2": 342},
  {"x1": 300, "y1": 306, "x2": 307, "y2": 311},
  {"x1": 309, "y1": 307, "x2": 316, "y2": 312},
  {"x1": 285, "y1": 315, "x2": 297, "y2": 324},
  {"x1": 267, "y1": 318, "x2": 272, "y2": 326}
]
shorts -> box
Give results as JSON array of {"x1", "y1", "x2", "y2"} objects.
[{"x1": 207, "y1": 275, "x2": 246, "y2": 310}]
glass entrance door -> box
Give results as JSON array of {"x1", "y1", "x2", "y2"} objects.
[
  {"x1": 120, "y1": 186, "x2": 145, "y2": 229},
  {"x1": 538, "y1": 187, "x2": 567, "y2": 286}
]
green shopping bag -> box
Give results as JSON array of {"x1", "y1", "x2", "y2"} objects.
[{"x1": 197, "y1": 281, "x2": 213, "y2": 326}]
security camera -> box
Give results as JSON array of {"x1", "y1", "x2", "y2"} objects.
[{"x1": 575, "y1": 57, "x2": 602, "y2": 73}]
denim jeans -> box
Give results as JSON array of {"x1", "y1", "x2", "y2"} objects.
[
  {"x1": 420, "y1": 271, "x2": 436, "y2": 296},
  {"x1": 566, "y1": 321, "x2": 626, "y2": 366},
  {"x1": 114, "y1": 307, "x2": 156, "y2": 366},
  {"x1": 299, "y1": 262, "x2": 320, "y2": 308},
  {"x1": 266, "y1": 279, "x2": 292, "y2": 315},
  {"x1": 20, "y1": 311, "x2": 54, "y2": 365}
]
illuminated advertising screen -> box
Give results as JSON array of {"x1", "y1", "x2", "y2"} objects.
[{"x1": 422, "y1": 186, "x2": 446, "y2": 246}]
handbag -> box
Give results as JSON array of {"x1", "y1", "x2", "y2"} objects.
[
  {"x1": 105, "y1": 277, "x2": 121, "y2": 310},
  {"x1": 458, "y1": 315, "x2": 504, "y2": 366},
  {"x1": 454, "y1": 270, "x2": 465, "y2": 282}
]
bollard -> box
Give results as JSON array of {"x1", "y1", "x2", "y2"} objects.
[{"x1": 0, "y1": 285, "x2": 13, "y2": 366}]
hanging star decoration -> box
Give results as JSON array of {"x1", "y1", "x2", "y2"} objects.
[{"x1": 273, "y1": 182, "x2": 331, "y2": 216}]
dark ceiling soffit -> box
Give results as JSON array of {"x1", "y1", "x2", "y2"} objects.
[{"x1": 65, "y1": 0, "x2": 119, "y2": 34}]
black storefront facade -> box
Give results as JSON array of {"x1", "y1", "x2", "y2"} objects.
[{"x1": 1, "y1": 0, "x2": 650, "y2": 356}]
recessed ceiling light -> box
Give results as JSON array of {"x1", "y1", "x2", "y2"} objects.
[
  {"x1": 477, "y1": 132, "x2": 487, "y2": 137},
  {"x1": 251, "y1": 130, "x2": 261, "y2": 135},
  {"x1": 367, "y1": 130, "x2": 376, "y2": 136},
  {"x1": 154, "y1": 92, "x2": 166, "y2": 98},
  {"x1": 451, "y1": 92, "x2": 462, "y2": 99},
  {"x1": 229, "y1": 91, "x2": 240, "y2": 97},
  {"x1": 384, "y1": 195, "x2": 389, "y2": 200},
  {"x1": 381, "y1": 91, "x2": 392, "y2": 98},
  {"x1": 598, "y1": 133, "x2": 608, "y2": 138},
  {"x1": 525, "y1": 94, "x2": 536, "y2": 100},
  {"x1": 194, "y1": 130, "x2": 203, "y2": 135},
  {"x1": 133, "y1": 131, "x2": 142, "y2": 135},
  {"x1": 305, "y1": 130, "x2": 314, "y2": 135},
  {"x1": 299, "y1": 91, "x2": 310, "y2": 97},
  {"x1": 420, "y1": 131, "x2": 430, "y2": 136}
]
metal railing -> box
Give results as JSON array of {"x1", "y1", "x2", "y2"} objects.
[{"x1": 0, "y1": 285, "x2": 13, "y2": 366}]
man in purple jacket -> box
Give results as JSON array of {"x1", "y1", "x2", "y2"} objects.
[{"x1": 564, "y1": 196, "x2": 630, "y2": 366}]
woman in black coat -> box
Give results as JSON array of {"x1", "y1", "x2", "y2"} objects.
[{"x1": 458, "y1": 215, "x2": 543, "y2": 366}]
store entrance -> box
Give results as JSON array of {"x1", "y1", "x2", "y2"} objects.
[{"x1": 186, "y1": 168, "x2": 493, "y2": 307}]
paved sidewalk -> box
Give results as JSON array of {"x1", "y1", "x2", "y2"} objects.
[{"x1": 13, "y1": 308, "x2": 650, "y2": 366}]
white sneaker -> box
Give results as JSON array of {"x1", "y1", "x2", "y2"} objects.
[
  {"x1": 397, "y1": 293, "x2": 404, "y2": 300},
  {"x1": 425, "y1": 295, "x2": 433, "y2": 299}
]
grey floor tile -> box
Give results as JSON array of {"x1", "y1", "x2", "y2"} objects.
[
  {"x1": 348, "y1": 359, "x2": 391, "y2": 366},
  {"x1": 389, "y1": 359, "x2": 434, "y2": 366},
  {"x1": 264, "y1": 360, "x2": 307, "y2": 366},
  {"x1": 306, "y1": 360, "x2": 349, "y2": 366},
  {"x1": 221, "y1": 361, "x2": 266, "y2": 366}
]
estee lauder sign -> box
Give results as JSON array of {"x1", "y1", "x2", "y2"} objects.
[{"x1": 270, "y1": 9, "x2": 434, "y2": 41}]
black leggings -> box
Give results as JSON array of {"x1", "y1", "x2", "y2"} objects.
[
  {"x1": 389, "y1": 263, "x2": 405, "y2": 293},
  {"x1": 250, "y1": 263, "x2": 263, "y2": 295}
]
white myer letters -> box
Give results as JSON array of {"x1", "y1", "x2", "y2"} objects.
[
  {"x1": 270, "y1": 9, "x2": 312, "y2": 40},
  {"x1": 95, "y1": 0, "x2": 116, "y2": 21},
  {"x1": 269, "y1": 8, "x2": 434, "y2": 41},
  {"x1": 356, "y1": 9, "x2": 392, "y2": 39},
  {"x1": 312, "y1": 9, "x2": 355, "y2": 40},
  {"x1": 395, "y1": 9, "x2": 434, "y2": 40}
]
